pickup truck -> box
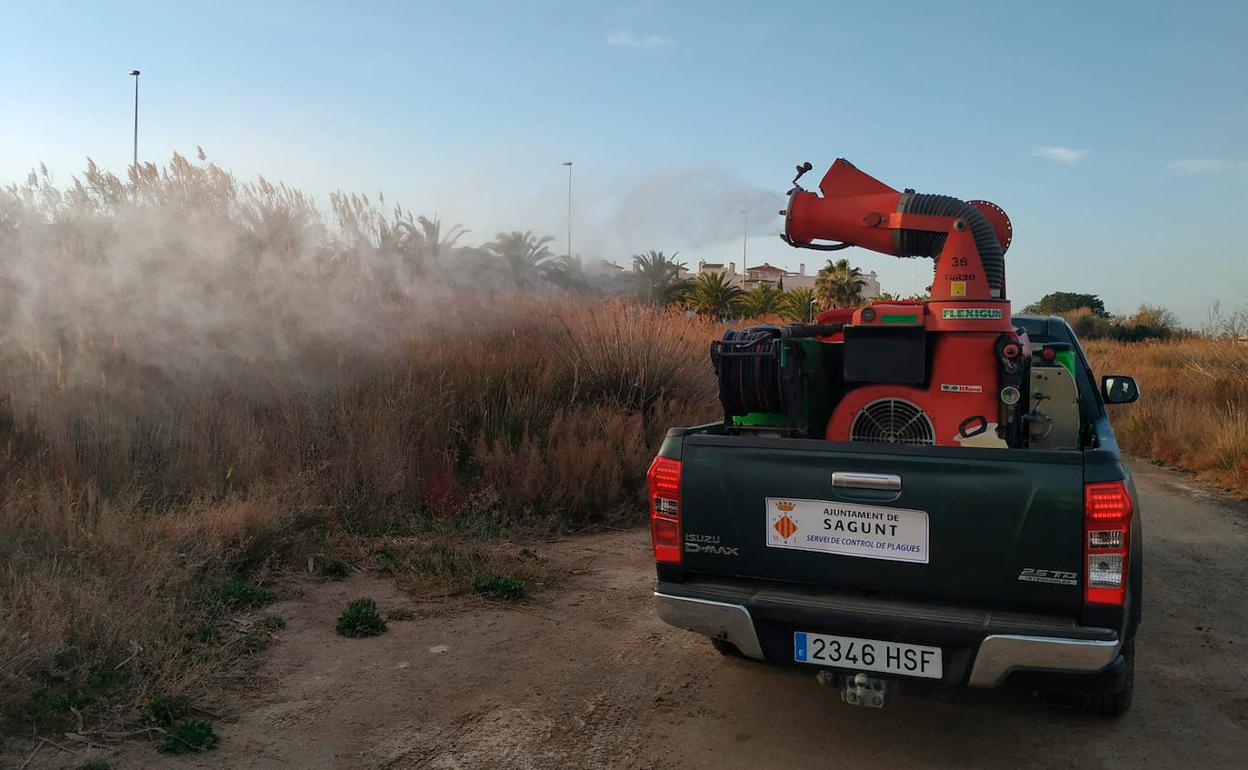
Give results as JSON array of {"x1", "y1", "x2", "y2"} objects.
[{"x1": 649, "y1": 315, "x2": 1143, "y2": 715}]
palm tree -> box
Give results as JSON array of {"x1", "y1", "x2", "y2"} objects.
[
  {"x1": 485, "y1": 230, "x2": 557, "y2": 287},
  {"x1": 780, "y1": 287, "x2": 819, "y2": 322},
  {"x1": 391, "y1": 212, "x2": 468, "y2": 275},
  {"x1": 815, "y1": 258, "x2": 866, "y2": 308},
  {"x1": 685, "y1": 272, "x2": 744, "y2": 319},
  {"x1": 542, "y1": 252, "x2": 590, "y2": 292},
  {"x1": 741, "y1": 284, "x2": 785, "y2": 318},
  {"x1": 632, "y1": 250, "x2": 688, "y2": 306}
]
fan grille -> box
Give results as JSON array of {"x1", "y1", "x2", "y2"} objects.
[{"x1": 850, "y1": 398, "x2": 935, "y2": 446}]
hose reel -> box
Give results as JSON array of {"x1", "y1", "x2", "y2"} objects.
[{"x1": 711, "y1": 323, "x2": 844, "y2": 428}]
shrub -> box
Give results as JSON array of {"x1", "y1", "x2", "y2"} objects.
[
  {"x1": 472, "y1": 574, "x2": 527, "y2": 601},
  {"x1": 1114, "y1": 304, "x2": 1181, "y2": 341},
  {"x1": 146, "y1": 693, "x2": 191, "y2": 726},
  {"x1": 319, "y1": 558, "x2": 351, "y2": 580},
  {"x1": 156, "y1": 716, "x2": 218, "y2": 754},
  {"x1": 207, "y1": 579, "x2": 275, "y2": 611},
  {"x1": 30, "y1": 669, "x2": 128, "y2": 722},
  {"x1": 1060, "y1": 304, "x2": 1184, "y2": 342},
  {"x1": 336, "y1": 599, "x2": 388, "y2": 638},
  {"x1": 1061, "y1": 307, "x2": 1115, "y2": 340}
]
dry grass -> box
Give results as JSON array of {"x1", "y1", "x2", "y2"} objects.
[
  {"x1": 1084, "y1": 338, "x2": 1248, "y2": 494},
  {"x1": 0, "y1": 300, "x2": 720, "y2": 728}
]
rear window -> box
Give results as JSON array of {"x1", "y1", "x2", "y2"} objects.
[{"x1": 1013, "y1": 316, "x2": 1104, "y2": 424}]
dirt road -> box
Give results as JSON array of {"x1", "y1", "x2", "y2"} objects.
[{"x1": 33, "y1": 461, "x2": 1248, "y2": 768}]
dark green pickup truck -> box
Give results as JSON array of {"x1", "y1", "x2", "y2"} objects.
[{"x1": 648, "y1": 316, "x2": 1143, "y2": 715}]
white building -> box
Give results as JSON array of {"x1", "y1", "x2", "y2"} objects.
[
  {"x1": 695, "y1": 260, "x2": 739, "y2": 285},
  {"x1": 728, "y1": 260, "x2": 881, "y2": 298},
  {"x1": 614, "y1": 257, "x2": 881, "y2": 300}
]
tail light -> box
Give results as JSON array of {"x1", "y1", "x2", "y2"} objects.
[
  {"x1": 647, "y1": 456, "x2": 682, "y2": 563},
  {"x1": 1084, "y1": 480, "x2": 1133, "y2": 605}
]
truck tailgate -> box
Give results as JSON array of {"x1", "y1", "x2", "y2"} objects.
[{"x1": 679, "y1": 433, "x2": 1085, "y2": 613}]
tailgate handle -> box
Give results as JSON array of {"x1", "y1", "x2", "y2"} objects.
[{"x1": 832, "y1": 472, "x2": 901, "y2": 491}]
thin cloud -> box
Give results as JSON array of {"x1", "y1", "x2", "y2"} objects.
[
  {"x1": 1032, "y1": 145, "x2": 1087, "y2": 165},
  {"x1": 1166, "y1": 158, "x2": 1247, "y2": 175},
  {"x1": 606, "y1": 30, "x2": 674, "y2": 49}
]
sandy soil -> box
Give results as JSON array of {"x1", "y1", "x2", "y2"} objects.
[{"x1": 15, "y1": 460, "x2": 1248, "y2": 769}]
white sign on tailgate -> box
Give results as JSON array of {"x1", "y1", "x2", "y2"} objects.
[{"x1": 765, "y1": 497, "x2": 929, "y2": 564}]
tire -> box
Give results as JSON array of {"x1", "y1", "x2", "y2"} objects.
[
  {"x1": 711, "y1": 638, "x2": 744, "y2": 658},
  {"x1": 1071, "y1": 641, "x2": 1134, "y2": 717}
]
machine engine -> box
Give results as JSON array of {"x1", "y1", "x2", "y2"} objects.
[{"x1": 711, "y1": 158, "x2": 1081, "y2": 451}]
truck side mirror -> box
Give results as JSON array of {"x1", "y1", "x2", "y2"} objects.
[{"x1": 1101, "y1": 375, "x2": 1140, "y2": 404}]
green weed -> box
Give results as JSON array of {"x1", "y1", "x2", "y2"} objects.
[
  {"x1": 336, "y1": 598, "x2": 387, "y2": 637},
  {"x1": 207, "y1": 578, "x2": 274, "y2": 611},
  {"x1": 146, "y1": 693, "x2": 191, "y2": 726},
  {"x1": 156, "y1": 716, "x2": 218, "y2": 754},
  {"x1": 472, "y1": 574, "x2": 527, "y2": 601}
]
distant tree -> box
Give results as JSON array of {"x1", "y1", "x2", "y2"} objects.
[
  {"x1": 1061, "y1": 307, "x2": 1114, "y2": 340},
  {"x1": 780, "y1": 287, "x2": 819, "y2": 322},
  {"x1": 485, "y1": 230, "x2": 556, "y2": 287},
  {"x1": 632, "y1": 250, "x2": 689, "y2": 305},
  {"x1": 1023, "y1": 292, "x2": 1109, "y2": 318},
  {"x1": 542, "y1": 253, "x2": 591, "y2": 292},
  {"x1": 685, "y1": 272, "x2": 743, "y2": 319},
  {"x1": 741, "y1": 284, "x2": 785, "y2": 318},
  {"x1": 395, "y1": 213, "x2": 469, "y2": 273},
  {"x1": 1115, "y1": 304, "x2": 1181, "y2": 341},
  {"x1": 815, "y1": 258, "x2": 865, "y2": 308},
  {"x1": 1202, "y1": 300, "x2": 1248, "y2": 339}
]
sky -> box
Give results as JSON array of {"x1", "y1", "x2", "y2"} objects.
[{"x1": 1, "y1": 0, "x2": 1245, "y2": 324}]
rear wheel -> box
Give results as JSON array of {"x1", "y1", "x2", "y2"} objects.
[{"x1": 1071, "y1": 641, "x2": 1134, "y2": 717}]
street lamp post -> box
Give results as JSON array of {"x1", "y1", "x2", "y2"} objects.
[
  {"x1": 128, "y1": 70, "x2": 141, "y2": 169},
  {"x1": 562, "y1": 161, "x2": 573, "y2": 261},
  {"x1": 740, "y1": 209, "x2": 748, "y2": 280}
]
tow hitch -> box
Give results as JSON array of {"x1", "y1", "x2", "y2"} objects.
[{"x1": 816, "y1": 670, "x2": 895, "y2": 708}]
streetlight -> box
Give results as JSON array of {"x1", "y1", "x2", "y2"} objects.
[
  {"x1": 740, "y1": 208, "x2": 748, "y2": 277},
  {"x1": 562, "y1": 161, "x2": 573, "y2": 261},
  {"x1": 128, "y1": 70, "x2": 140, "y2": 169}
]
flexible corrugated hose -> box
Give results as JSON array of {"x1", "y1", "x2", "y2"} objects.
[{"x1": 896, "y1": 192, "x2": 1004, "y2": 296}]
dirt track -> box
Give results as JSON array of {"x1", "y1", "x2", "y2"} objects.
[{"x1": 27, "y1": 460, "x2": 1248, "y2": 768}]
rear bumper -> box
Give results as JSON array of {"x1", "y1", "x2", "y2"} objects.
[{"x1": 655, "y1": 579, "x2": 1123, "y2": 691}]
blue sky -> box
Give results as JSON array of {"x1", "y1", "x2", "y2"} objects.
[{"x1": 1, "y1": 0, "x2": 1245, "y2": 323}]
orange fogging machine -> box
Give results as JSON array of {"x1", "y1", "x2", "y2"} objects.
[{"x1": 710, "y1": 159, "x2": 1079, "y2": 450}]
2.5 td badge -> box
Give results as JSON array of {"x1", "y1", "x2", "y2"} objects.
[{"x1": 1018, "y1": 567, "x2": 1077, "y2": 586}]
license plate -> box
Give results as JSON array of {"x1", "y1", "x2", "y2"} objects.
[
  {"x1": 794, "y1": 631, "x2": 943, "y2": 679},
  {"x1": 766, "y1": 497, "x2": 929, "y2": 564}
]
